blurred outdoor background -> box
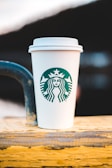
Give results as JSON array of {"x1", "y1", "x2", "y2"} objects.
[{"x1": 0, "y1": 0, "x2": 112, "y2": 116}]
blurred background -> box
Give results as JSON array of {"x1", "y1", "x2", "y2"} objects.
[{"x1": 0, "y1": 0, "x2": 112, "y2": 116}]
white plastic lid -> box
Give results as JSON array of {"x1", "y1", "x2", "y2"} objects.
[{"x1": 28, "y1": 37, "x2": 83, "y2": 52}]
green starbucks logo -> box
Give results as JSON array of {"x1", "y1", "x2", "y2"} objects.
[{"x1": 40, "y1": 68, "x2": 72, "y2": 103}]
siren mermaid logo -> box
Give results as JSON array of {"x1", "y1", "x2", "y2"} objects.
[{"x1": 40, "y1": 68, "x2": 72, "y2": 103}]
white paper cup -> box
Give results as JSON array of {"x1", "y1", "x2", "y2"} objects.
[{"x1": 28, "y1": 37, "x2": 83, "y2": 129}]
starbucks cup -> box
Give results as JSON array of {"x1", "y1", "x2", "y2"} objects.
[{"x1": 28, "y1": 37, "x2": 83, "y2": 129}]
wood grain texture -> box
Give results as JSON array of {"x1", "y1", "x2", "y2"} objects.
[
  {"x1": 0, "y1": 131, "x2": 112, "y2": 149},
  {"x1": 0, "y1": 116, "x2": 112, "y2": 132},
  {"x1": 0, "y1": 146, "x2": 112, "y2": 167},
  {"x1": 0, "y1": 116, "x2": 112, "y2": 167}
]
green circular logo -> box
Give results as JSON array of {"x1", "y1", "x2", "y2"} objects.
[{"x1": 40, "y1": 68, "x2": 72, "y2": 103}]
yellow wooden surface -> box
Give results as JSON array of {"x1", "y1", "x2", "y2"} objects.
[
  {"x1": 0, "y1": 146, "x2": 112, "y2": 167},
  {"x1": 0, "y1": 116, "x2": 112, "y2": 167}
]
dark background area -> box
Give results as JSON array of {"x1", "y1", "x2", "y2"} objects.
[{"x1": 0, "y1": 0, "x2": 112, "y2": 116}]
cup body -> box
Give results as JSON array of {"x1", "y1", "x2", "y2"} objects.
[{"x1": 29, "y1": 37, "x2": 83, "y2": 129}]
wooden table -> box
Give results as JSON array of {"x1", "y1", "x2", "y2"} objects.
[{"x1": 0, "y1": 116, "x2": 112, "y2": 167}]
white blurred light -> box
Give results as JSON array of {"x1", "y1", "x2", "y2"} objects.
[{"x1": 0, "y1": 0, "x2": 97, "y2": 35}]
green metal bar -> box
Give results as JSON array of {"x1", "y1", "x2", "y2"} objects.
[{"x1": 0, "y1": 61, "x2": 37, "y2": 125}]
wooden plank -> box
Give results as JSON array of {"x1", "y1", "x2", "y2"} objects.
[
  {"x1": 0, "y1": 131, "x2": 112, "y2": 149},
  {"x1": 0, "y1": 115, "x2": 112, "y2": 132},
  {"x1": 0, "y1": 116, "x2": 112, "y2": 167},
  {"x1": 0, "y1": 116, "x2": 112, "y2": 148},
  {"x1": 0, "y1": 146, "x2": 112, "y2": 167}
]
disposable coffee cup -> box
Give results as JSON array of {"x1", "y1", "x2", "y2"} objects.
[{"x1": 28, "y1": 37, "x2": 83, "y2": 129}]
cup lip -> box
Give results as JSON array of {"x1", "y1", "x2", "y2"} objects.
[{"x1": 28, "y1": 37, "x2": 83, "y2": 53}]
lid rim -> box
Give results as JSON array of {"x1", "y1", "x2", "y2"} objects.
[
  {"x1": 28, "y1": 46, "x2": 83, "y2": 53},
  {"x1": 28, "y1": 37, "x2": 83, "y2": 52}
]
